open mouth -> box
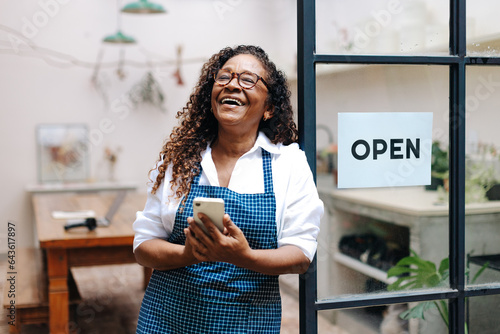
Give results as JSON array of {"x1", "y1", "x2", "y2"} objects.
[{"x1": 221, "y1": 98, "x2": 243, "y2": 106}]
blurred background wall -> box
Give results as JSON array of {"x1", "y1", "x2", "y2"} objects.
[{"x1": 0, "y1": 0, "x2": 298, "y2": 249}]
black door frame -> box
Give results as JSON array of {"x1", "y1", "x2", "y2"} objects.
[{"x1": 296, "y1": 0, "x2": 500, "y2": 333}]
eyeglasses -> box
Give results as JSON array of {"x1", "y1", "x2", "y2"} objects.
[{"x1": 213, "y1": 69, "x2": 269, "y2": 90}]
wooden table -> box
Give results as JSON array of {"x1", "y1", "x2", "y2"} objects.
[{"x1": 33, "y1": 191, "x2": 148, "y2": 333}]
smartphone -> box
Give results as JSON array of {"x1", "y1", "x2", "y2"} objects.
[{"x1": 192, "y1": 197, "x2": 225, "y2": 234}]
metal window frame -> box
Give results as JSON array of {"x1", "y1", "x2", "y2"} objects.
[{"x1": 296, "y1": 0, "x2": 500, "y2": 333}]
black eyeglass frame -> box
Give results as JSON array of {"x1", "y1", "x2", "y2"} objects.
[{"x1": 213, "y1": 69, "x2": 270, "y2": 90}]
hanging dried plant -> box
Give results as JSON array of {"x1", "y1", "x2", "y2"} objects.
[
  {"x1": 91, "y1": 73, "x2": 111, "y2": 109},
  {"x1": 128, "y1": 71, "x2": 166, "y2": 112}
]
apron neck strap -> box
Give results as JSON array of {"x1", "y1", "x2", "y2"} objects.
[{"x1": 261, "y1": 148, "x2": 274, "y2": 193}]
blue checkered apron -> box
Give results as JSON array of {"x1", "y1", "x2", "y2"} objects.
[{"x1": 137, "y1": 149, "x2": 281, "y2": 333}]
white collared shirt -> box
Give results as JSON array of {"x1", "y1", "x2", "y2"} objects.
[{"x1": 133, "y1": 132, "x2": 324, "y2": 262}]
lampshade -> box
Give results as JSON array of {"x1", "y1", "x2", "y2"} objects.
[
  {"x1": 103, "y1": 30, "x2": 136, "y2": 44},
  {"x1": 121, "y1": 0, "x2": 166, "y2": 14}
]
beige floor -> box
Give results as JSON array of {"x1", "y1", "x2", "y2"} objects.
[{"x1": 0, "y1": 259, "x2": 345, "y2": 333}]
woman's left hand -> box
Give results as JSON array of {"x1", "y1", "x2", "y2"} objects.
[{"x1": 185, "y1": 213, "x2": 252, "y2": 265}]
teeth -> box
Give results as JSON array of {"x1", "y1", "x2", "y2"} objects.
[{"x1": 221, "y1": 98, "x2": 243, "y2": 106}]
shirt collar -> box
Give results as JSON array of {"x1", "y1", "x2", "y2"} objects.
[
  {"x1": 252, "y1": 131, "x2": 281, "y2": 155},
  {"x1": 199, "y1": 132, "x2": 281, "y2": 185},
  {"x1": 202, "y1": 131, "x2": 281, "y2": 159}
]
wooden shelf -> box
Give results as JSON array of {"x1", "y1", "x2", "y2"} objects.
[
  {"x1": 26, "y1": 181, "x2": 137, "y2": 193},
  {"x1": 467, "y1": 34, "x2": 500, "y2": 55},
  {"x1": 334, "y1": 252, "x2": 397, "y2": 285}
]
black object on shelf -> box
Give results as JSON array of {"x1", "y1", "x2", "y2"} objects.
[
  {"x1": 468, "y1": 254, "x2": 500, "y2": 271},
  {"x1": 338, "y1": 233, "x2": 408, "y2": 272},
  {"x1": 425, "y1": 176, "x2": 444, "y2": 191},
  {"x1": 486, "y1": 184, "x2": 500, "y2": 201}
]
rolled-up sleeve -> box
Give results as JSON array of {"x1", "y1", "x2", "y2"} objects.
[
  {"x1": 133, "y1": 167, "x2": 169, "y2": 252},
  {"x1": 278, "y1": 151, "x2": 324, "y2": 262}
]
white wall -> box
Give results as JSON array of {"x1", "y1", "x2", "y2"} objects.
[{"x1": 0, "y1": 0, "x2": 297, "y2": 248}]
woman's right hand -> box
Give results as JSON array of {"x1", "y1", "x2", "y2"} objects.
[{"x1": 134, "y1": 237, "x2": 200, "y2": 271}]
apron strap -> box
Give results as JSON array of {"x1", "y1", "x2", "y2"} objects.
[{"x1": 261, "y1": 148, "x2": 274, "y2": 194}]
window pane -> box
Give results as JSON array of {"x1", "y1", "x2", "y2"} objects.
[
  {"x1": 313, "y1": 64, "x2": 450, "y2": 300},
  {"x1": 318, "y1": 302, "x2": 448, "y2": 333},
  {"x1": 467, "y1": 295, "x2": 500, "y2": 333},
  {"x1": 467, "y1": 1, "x2": 500, "y2": 56},
  {"x1": 465, "y1": 66, "x2": 500, "y2": 287},
  {"x1": 316, "y1": 0, "x2": 449, "y2": 55}
]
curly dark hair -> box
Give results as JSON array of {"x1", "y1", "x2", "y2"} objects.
[{"x1": 150, "y1": 45, "x2": 298, "y2": 202}]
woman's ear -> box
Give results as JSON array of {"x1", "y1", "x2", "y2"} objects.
[{"x1": 263, "y1": 107, "x2": 274, "y2": 121}]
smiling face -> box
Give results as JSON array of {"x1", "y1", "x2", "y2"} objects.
[{"x1": 211, "y1": 54, "x2": 272, "y2": 137}]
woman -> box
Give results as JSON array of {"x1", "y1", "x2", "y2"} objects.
[{"x1": 133, "y1": 45, "x2": 323, "y2": 333}]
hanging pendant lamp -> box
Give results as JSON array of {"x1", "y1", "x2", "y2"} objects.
[
  {"x1": 121, "y1": 0, "x2": 166, "y2": 14},
  {"x1": 103, "y1": 30, "x2": 136, "y2": 44},
  {"x1": 103, "y1": 0, "x2": 137, "y2": 44}
]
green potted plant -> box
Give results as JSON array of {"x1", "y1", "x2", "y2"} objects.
[
  {"x1": 387, "y1": 250, "x2": 489, "y2": 334},
  {"x1": 465, "y1": 158, "x2": 497, "y2": 203},
  {"x1": 426, "y1": 141, "x2": 449, "y2": 191},
  {"x1": 465, "y1": 142, "x2": 500, "y2": 202}
]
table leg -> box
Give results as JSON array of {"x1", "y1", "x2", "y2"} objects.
[{"x1": 46, "y1": 248, "x2": 69, "y2": 334}]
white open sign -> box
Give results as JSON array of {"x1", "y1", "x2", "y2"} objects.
[{"x1": 337, "y1": 112, "x2": 433, "y2": 188}]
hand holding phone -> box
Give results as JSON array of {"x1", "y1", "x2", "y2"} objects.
[{"x1": 192, "y1": 197, "x2": 225, "y2": 235}]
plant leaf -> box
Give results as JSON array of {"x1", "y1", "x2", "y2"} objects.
[
  {"x1": 400, "y1": 301, "x2": 436, "y2": 320},
  {"x1": 438, "y1": 257, "x2": 449, "y2": 276},
  {"x1": 471, "y1": 261, "x2": 490, "y2": 284},
  {"x1": 387, "y1": 276, "x2": 413, "y2": 291},
  {"x1": 395, "y1": 254, "x2": 436, "y2": 273},
  {"x1": 387, "y1": 266, "x2": 418, "y2": 277},
  {"x1": 436, "y1": 300, "x2": 449, "y2": 326}
]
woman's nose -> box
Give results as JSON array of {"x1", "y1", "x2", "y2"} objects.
[{"x1": 225, "y1": 74, "x2": 241, "y2": 90}]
